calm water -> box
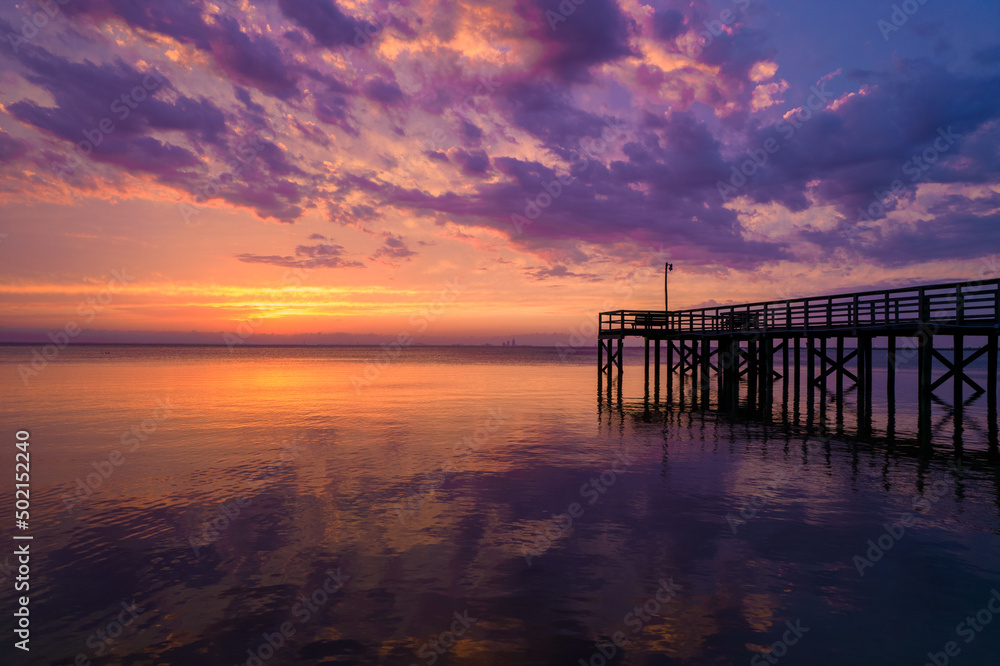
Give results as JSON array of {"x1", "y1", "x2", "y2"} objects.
[{"x1": 1, "y1": 345, "x2": 998, "y2": 665}]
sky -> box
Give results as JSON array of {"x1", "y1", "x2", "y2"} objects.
[{"x1": 0, "y1": 0, "x2": 998, "y2": 345}]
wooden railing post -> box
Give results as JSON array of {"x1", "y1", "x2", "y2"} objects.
[
  {"x1": 995, "y1": 282, "x2": 1000, "y2": 324},
  {"x1": 957, "y1": 285, "x2": 964, "y2": 325}
]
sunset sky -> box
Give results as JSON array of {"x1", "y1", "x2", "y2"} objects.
[{"x1": 1, "y1": 0, "x2": 998, "y2": 344}]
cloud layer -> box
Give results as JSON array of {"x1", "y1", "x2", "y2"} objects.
[{"x1": 1, "y1": 0, "x2": 998, "y2": 279}]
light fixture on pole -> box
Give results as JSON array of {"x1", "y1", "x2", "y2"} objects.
[{"x1": 664, "y1": 262, "x2": 673, "y2": 313}]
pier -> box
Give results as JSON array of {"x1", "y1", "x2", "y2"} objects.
[{"x1": 598, "y1": 278, "x2": 1000, "y2": 446}]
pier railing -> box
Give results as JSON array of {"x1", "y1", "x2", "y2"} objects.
[{"x1": 599, "y1": 278, "x2": 1000, "y2": 335}]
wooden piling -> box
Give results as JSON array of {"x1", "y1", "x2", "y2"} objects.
[
  {"x1": 836, "y1": 336, "x2": 844, "y2": 399},
  {"x1": 954, "y1": 334, "x2": 964, "y2": 442},
  {"x1": 654, "y1": 339, "x2": 661, "y2": 403},
  {"x1": 918, "y1": 329, "x2": 932, "y2": 444},
  {"x1": 701, "y1": 338, "x2": 711, "y2": 408},
  {"x1": 666, "y1": 339, "x2": 674, "y2": 403},
  {"x1": 616, "y1": 338, "x2": 625, "y2": 392},
  {"x1": 644, "y1": 337, "x2": 650, "y2": 399},
  {"x1": 988, "y1": 332, "x2": 997, "y2": 448}
]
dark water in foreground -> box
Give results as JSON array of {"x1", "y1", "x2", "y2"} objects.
[{"x1": 1, "y1": 345, "x2": 998, "y2": 665}]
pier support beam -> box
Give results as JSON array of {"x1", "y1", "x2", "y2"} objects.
[
  {"x1": 717, "y1": 338, "x2": 726, "y2": 406},
  {"x1": 719, "y1": 336, "x2": 739, "y2": 411},
  {"x1": 807, "y1": 337, "x2": 815, "y2": 416},
  {"x1": 887, "y1": 334, "x2": 896, "y2": 441},
  {"x1": 782, "y1": 339, "x2": 789, "y2": 386},
  {"x1": 666, "y1": 339, "x2": 674, "y2": 403},
  {"x1": 794, "y1": 337, "x2": 801, "y2": 399},
  {"x1": 765, "y1": 336, "x2": 774, "y2": 417},
  {"x1": 700, "y1": 338, "x2": 710, "y2": 409},
  {"x1": 918, "y1": 329, "x2": 933, "y2": 445},
  {"x1": 678, "y1": 340, "x2": 686, "y2": 406},
  {"x1": 836, "y1": 336, "x2": 844, "y2": 400},
  {"x1": 616, "y1": 337, "x2": 624, "y2": 388},
  {"x1": 597, "y1": 338, "x2": 604, "y2": 394},
  {"x1": 859, "y1": 335, "x2": 873, "y2": 436},
  {"x1": 989, "y1": 332, "x2": 998, "y2": 449},
  {"x1": 954, "y1": 334, "x2": 964, "y2": 443},
  {"x1": 887, "y1": 335, "x2": 896, "y2": 395},
  {"x1": 693, "y1": 339, "x2": 700, "y2": 402},
  {"x1": 644, "y1": 337, "x2": 650, "y2": 400},
  {"x1": 654, "y1": 339, "x2": 661, "y2": 403},
  {"x1": 819, "y1": 337, "x2": 828, "y2": 429}
]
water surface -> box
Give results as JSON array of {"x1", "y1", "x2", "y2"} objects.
[{"x1": 1, "y1": 345, "x2": 998, "y2": 665}]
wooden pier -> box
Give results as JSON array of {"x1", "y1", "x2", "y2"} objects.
[{"x1": 598, "y1": 279, "x2": 1000, "y2": 445}]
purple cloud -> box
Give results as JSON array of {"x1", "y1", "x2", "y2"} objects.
[
  {"x1": 453, "y1": 149, "x2": 491, "y2": 176},
  {"x1": 524, "y1": 264, "x2": 601, "y2": 281},
  {"x1": 369, "y1": 231, "x2": 417, "y2": 263},
  {"x1": 0, "y1": 131, "x2": 28, "y2": 163},
  {"x1": 519, "y1": 0, "x2": 635, "y2": 81},
  {"x1": 276, "y1": 0, "x2": 363, "y2": 48},
  {"x1": 364, "y1": 79, "x2": 405, "y2": 105},
  {"x1": 236, "y1": 242, "x2": 364, "y2": 268}
]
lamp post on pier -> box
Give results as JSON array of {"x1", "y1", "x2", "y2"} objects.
[{"x1": 664, "y1": 262, "x2": 673, "y2": 313}]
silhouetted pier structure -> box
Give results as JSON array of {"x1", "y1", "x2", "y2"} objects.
[{"x1": 598, "y1": 279, "x2": 999, "y2": 446}]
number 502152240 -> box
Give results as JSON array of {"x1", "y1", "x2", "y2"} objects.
[{"x1": 15, "y1": 430, "x2": 30, "y2": 529}]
